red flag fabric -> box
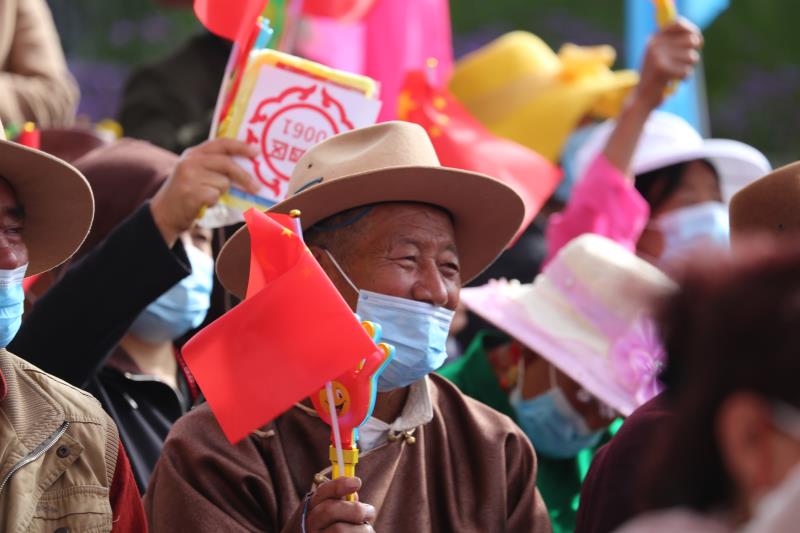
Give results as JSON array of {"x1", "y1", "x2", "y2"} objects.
[
  {"x1": 183, "y1": 209, "x2": 379, "y2": 443},
  {"x1": 398, "y1": 70, "x2": 562, "y2": 244},
  {"x1": 15, "y1": 123, "x2": 40, "y2": 149},
  {"x1": 303, "y1": 0, "x2": 377, "y2": 22},
  {"x1": 193, "y1": 0, "x2": 267, "y2": 42}
]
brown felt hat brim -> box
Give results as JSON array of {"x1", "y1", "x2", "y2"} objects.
[
  {"x1": 216, "y1": 165, "x2": 525, "y2": 298},
  {"x1": 0, "y1": 140, "x2": 94, "y2": 276}
]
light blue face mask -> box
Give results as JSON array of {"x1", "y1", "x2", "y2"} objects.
[
  {"x1": 0, "y1": 264, "x2": 27, "y2": 348},
  {"x1": 511, "y1": 365, "x2": 604, "y2": 459},
  {"x1": 324, "y1": 250, "x2": 455, "y2": 392},
  {"x1": 651, "y1": 201, "x2": 730, "y2": 272},
  {"x1": 128, "y1": 244, "x2": 214, "y2": 344}
]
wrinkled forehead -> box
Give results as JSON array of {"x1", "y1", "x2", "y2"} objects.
[{"x1": 349, "y1": 202, "x2": 457, "y2": 253}]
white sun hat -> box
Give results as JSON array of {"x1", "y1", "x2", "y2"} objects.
[{"x1": 572, "y1": 110, "x2": 771, "y2": 203}]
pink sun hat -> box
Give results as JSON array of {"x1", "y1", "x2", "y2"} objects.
[{"x1": 460, "y1": 234, "x2": 677, "y2": 416}]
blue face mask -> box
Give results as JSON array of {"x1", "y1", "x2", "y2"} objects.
[
  {"x1": 129, "y1": 244, "x2": 214, "y2": 344},
  {"x1": 324, "y1": 250, "x2": 455, "y2": 392},
  {"x1": 652, "y1": 201, "x2": 730, "y2": 272},
  {"x1": 511, "y1": 365, "x2": 604, "y2": 459},
  {"x1": 0, "y1": 264, "x2": 27, "y2": 348}
]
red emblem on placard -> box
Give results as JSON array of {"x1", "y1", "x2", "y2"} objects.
[{"x1": 245, "y1": 84, "x2": 355, "y2": 199}]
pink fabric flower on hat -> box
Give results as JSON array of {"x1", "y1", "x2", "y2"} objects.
[{"x1": 609, "y1": 316, "x2": 666, "y2": 405}]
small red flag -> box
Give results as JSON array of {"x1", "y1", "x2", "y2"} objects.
[
  {"x1": 15, "y1": 122, "x2": 40, "y2": 150},
  {"x1": 398, "y1": 71, "x2": 562, "y2": 244},
  {"x1": 193, "y1": 0, "x2": 267, "y2": 43},
  {"x1": 183, "y1": 209, "x2": 379, "y2": 443}
]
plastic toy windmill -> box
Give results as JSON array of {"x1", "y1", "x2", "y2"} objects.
[
  {"x1": 653, "y1": 0, "x2": 679, "y2": 95},
  {"x1": 311, "y1": 321, "x2": 394, "y2": 501}
]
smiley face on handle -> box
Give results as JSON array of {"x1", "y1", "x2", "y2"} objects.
[
  {"x1": 318, "y1": 381, "x2": 351, "y2": 418},
  {"x1": 312, "y1": 321, "x2": 395, "y2": 449}
]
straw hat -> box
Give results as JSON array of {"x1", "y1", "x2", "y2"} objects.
[
  {"x1": 729, "y1": 161, "x2": 800, "y2": 243},
  {"x1": 449, "y1": 32, "x2": 638, "y2": 162},
  {"x1": 572, "y1": 111, "x2": 771, "y2": 203},
  {"x1": 216, "y1": 121, "x2": 525, "y2": 298},
  {"x1": 460, "y1": 234, "x2": 676, "y2": 416},
  {"x1": 0, "y1": 120, "x2": 94, "y2": 275}
]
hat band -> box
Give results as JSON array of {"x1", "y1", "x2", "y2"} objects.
[{"x1": 545, "y1": 260, "x2": 629, "y2": 339}]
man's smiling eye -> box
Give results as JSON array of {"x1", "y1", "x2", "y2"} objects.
[{"x1": 441, "y1": 262, "x2": 460, "y2": 274}]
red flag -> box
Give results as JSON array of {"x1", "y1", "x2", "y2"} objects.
[
  {"x1": 303, "y1": 0, "x2": 377, "y2": 22},
  {"x1": 193, "y1": 0, "x2": 267, "y2": 43},
  {"x1": 398, "y1": 71, "x2": 562, "y2": 244},
  {"x1": 15, "y1": 123, "x2": 40, "y2": 149},
  {"x1": 183, "y1": 209, "x2": 379, "y2": 443}
]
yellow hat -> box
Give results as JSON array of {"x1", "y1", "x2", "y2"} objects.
[{"x1": 449, "y1": 31, "x2": 639, "y2": 162}]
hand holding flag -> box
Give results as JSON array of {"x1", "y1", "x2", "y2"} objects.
[{"x1": 182, "y1": 208, "x2": 381, "y2": 443}]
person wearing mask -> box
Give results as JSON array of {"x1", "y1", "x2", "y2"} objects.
[
  {"x1": 441, "y1": 234, "x2": 675, "y2": 533},
  {"x1": 144, "y1": 121, "x2": 551, "y2": 532},
  {"x1": 448, "y1": 31, "x2": 638, "y2": 356},
  {"x1": 0, "y1": 121, "x2": 145, "y2": 530},
  {"x1": 0, "y1": 0, "x2": 79, "y2": 127},
  {"x1": 614, "y1": 242, "x2": 800, "y2": 532},
  {"x1": 547, "y1": 20, "x2": 770, "y2": 275},
  {"x1": 574, "y1": 160, "x2": 793, "y2": 533},
  {"x1": 10, "y1": 136, "x2": 260, "y2": 492}
]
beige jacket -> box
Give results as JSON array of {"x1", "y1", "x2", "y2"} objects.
[
  {"x1": 0, "y1": 0, "x2": 79, "y2": 127},
  {"x1": 0, "y1": 349, "x2": 119, "y2": 532}
]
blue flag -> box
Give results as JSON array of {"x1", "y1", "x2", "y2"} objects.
[{"x1": 624, "y1": 0, "x2": 729, "y2": 134}]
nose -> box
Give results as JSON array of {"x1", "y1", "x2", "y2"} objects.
[
  {"x1": 0, "y1": 236, "x2": 26, "y2": 271},
  {"x1": 410, "y1": 263, "x2": 450, "y2": 308}
]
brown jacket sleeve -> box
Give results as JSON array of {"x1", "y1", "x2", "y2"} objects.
[
  {"x1": 144, "y1": 405, "x2": 283, "y2": 532},
  {"x1": 0, "y1": 0, "x2": 79, "y2": 127},
  {"x1": 506, "y1": 427, "x2": 553, "y2": 533}
]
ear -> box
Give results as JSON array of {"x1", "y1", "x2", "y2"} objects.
[{"x1": 717, "y1": 392, "x2": 774, "y2": 504}]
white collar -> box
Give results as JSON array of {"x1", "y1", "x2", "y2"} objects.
[
  {"x1": 357, "y1": 377, "x2": 433, "y2": 452},
  {"x1": 294, "y1": 377, "x2": 434, "y2": 453}
]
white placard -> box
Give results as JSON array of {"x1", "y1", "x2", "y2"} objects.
[{"x1": 235, "y1": 65, "x2": 382, "y2": 206}]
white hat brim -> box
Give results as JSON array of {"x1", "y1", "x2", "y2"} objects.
[{"x1": 632, "y1": 138, "x2": 771, "y2": 203}]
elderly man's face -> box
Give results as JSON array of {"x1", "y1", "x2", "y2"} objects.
[
  {"x1": 317, "y1": 203, "x2": 461, "y2": 311},
  {"x1": 0, "y1": 179, "x2": 27, "y2": 270}
]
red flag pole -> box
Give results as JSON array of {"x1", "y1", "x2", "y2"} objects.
[{"x1": 290, "y1": 209, "x2": 346, "y2": 476}]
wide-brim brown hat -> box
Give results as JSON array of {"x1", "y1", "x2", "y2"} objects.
[
  {"x1": 730, "y1": 161, "x2": 800, "y2": 247},
  {"x1": 40, "y1": 127, "x2": 107, "y2": 164},
  {"x1": 0, "y1": 121, "x2": 94, "y2": 276},
  {"x1": 217, "y1": 121, "x2": 525, "y2": 298}
]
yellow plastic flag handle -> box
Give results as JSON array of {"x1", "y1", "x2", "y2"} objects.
[
  {"x1": 654, "y1": 0, "x2": 677, "y2": 27},
  {"x1": 653, "y1": 0, "x2": 679, "y2": 95},
  {"x1": 330, "y1": 446, "x2": 359, "y2": 502}
]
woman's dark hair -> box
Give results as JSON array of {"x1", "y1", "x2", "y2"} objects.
[
  {"x1": 635, "y1": 159, "x2": 719, "y2": 212},
  {"x1": 640, "y1": 241, "x2": 800, "y2": 513}
]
